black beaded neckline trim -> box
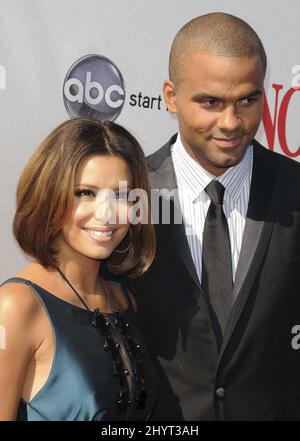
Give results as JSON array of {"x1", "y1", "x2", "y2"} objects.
[
  {"x1": 92, "y1": 308, "x2": 148, "y2": 419},
  {"x1": 55, "y1": 267, "x2": 149, "y2": 419}
]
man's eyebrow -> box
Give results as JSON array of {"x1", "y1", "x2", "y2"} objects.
[
  {"x1": 239, "y1": 89, "x2": 263, "y2": 100},
  {"x1": 191, "y1": 89, "x2": 263, "y2": 102},
  {"x1": 191, "y1": 93, "x2": 220, "y2": 102}
]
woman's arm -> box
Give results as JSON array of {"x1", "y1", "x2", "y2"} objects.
[{"x1": 0, "y1": 284, "x2": 38, "y2": 420}]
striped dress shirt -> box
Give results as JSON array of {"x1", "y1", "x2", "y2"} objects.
[{"x1": 171, "y1": 134, "x2": 253, "y2": 284}]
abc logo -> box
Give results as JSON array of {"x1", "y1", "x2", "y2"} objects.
[{"x1": 63, "y1": 54, "x2": 125, "y2": 121}]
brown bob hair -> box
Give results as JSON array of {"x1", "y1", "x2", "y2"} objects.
[{"x1": 13, "y1": 117, "x2": 155, "y2": 279}]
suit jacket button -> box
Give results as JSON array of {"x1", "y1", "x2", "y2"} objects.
[{"x1": 216, "y1": 387, "x2": 226, "y2": 399}]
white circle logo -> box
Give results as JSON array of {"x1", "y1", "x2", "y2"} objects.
[{"x1": 63, "y1": 54, "x2": 126, "y2": 121}]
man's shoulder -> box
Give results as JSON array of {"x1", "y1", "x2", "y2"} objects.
[
  {"x1": 146, "y1": 134, "x2": 177, "y2": 172},
  {"x1": 253, "y1": 139, "x2": 300, "y2": 177}
]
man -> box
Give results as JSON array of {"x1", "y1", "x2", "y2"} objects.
[{"x1": 134, "y1": 13, "x2": 300, "y2": 420}]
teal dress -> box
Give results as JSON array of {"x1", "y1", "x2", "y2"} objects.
[{"x1": 1, "y1": 277, "x2": 157, "y2": 421}]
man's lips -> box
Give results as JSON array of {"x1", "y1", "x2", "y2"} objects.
[{"x1": 212, "y1": 136, "x2": 243, "y2": 148}]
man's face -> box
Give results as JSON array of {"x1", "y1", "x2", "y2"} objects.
[{"x1": 164, "y1": 52, "x2": 265, "y2": 175}]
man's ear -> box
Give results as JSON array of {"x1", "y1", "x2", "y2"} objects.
[{"x1": 163, "y1": 80, "x2": 177, "y2": 113}]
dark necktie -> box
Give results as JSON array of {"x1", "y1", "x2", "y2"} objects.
[{"x1": 202, "y1": 180, "x2": 233, "y2": 334}]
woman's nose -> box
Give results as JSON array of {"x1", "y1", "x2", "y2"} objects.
[{"x1": 94, "y1": 190, "x2": 116, "y2": 224}]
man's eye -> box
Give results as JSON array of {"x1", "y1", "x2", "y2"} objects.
[
  {"x1": 75, "y1": 189, "x2": 96, "y2": 199},
  {"x1": 202, "y1": 98, "x2": 219, "y2": 107},
  {"x1": 240, "y1": 97, "x2": 256, "y2": 106}
]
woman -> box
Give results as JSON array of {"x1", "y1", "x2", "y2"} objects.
[{"x1": 0, "y1": 118, "x2": 156, "y2": 421}]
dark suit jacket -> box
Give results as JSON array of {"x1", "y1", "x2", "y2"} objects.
[{"x1": 134, "y1": 134, "x2": 300, "y2": 421}]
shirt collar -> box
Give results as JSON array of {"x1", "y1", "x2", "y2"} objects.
[{"x1": 172, "y1": 134, "x2": 253, "y2": 204}]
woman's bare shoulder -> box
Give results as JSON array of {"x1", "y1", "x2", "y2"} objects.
[
  {"x1": 0, "y1": 281, "x2": 41, "y2": 322},
  {"x1": 0, "y1": 262, "x2": 50, "y2": 311},
  {"x1": 0, "y1": 279, "x2": 43, "y2": 420}
]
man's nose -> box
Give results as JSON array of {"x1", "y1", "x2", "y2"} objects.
[{"x1": 218, "y1": 105, "x2": 241, "y2": 134}]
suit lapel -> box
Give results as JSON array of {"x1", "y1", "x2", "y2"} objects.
[
  {"x1": 150, "y1": 150, "x2": 201, "y2": 290},
  {"x1": 220, "y1": 143, "x2": 278, "y2": 357},
  {"x1": 167, "y1": 222, "x2": 201, "y2": 290}
]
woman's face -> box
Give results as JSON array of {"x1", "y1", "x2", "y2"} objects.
[{"x1": 56, "y1": 154, "x2": 133, "y2": 263}]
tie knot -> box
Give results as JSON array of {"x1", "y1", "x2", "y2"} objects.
[{"x1": 205, "y1": 180, "x2": 225, "y2": 204}]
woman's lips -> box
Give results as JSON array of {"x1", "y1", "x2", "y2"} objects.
[
  {"x1": 213, "y1": 136, "x2": 243, "y2": 148},
  {"x1": 83, "y1": 228, "x2": 114, "y2": 243}
]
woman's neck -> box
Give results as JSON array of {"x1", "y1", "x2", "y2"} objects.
[{"x1": 55, "y1": 257, "x2": 102, "y2": 296}]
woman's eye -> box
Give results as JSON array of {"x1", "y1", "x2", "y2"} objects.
[
  {"x1": 75, "y1": 189, "x2": 96, "y2": 199},
  {"x1": 115, "y1": 192, "x2": 129, "y2": 201}
]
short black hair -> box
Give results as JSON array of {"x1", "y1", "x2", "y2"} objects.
[{"x1": 169, "y1": 12, "x2": 267, "y2": 84}]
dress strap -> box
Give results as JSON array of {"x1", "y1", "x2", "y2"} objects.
[
  {"x1": 1, "y1": 277, "x2": 32, "y2": 287},
  {"x1": 1, "y1": 277, "x2": 136, "y2": 314}
]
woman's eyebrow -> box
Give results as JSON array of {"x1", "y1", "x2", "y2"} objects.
[{"x1": 75, "y1": 183, "x2": 133, "y2": 190}]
